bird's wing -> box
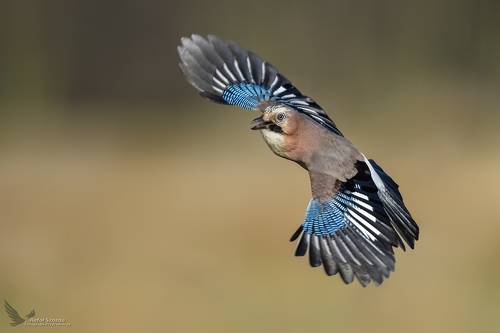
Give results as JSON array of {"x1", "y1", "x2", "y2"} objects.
[
  {"x1": 177, "y1": 34, "x2": 342, "y2": 136},
  {"x1": 4, "y1": 301, "x2": 26, "y2": 326},
  {"x1": 290, "y1": 157, "x2": 419, "y2": 286}
]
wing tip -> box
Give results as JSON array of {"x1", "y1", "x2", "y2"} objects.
[{"x1": 290, "y1": 224, "x2": 399, "y2": 286}]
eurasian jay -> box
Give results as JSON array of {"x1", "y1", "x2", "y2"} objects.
[{"x1": 177, "y1": 34, "x2": 419, "y2": 286}]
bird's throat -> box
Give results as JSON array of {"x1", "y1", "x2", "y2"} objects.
[{"x1": 260, "y1": 129, "x2": 288, "y2": 158}]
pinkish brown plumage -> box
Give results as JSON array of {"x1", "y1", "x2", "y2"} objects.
[
  {"x1": 178, "y1": 34, "x2": 419, "y2": 286},
  {"x1": 253, "y1": 104, "x2": 362, "y2": 201}
]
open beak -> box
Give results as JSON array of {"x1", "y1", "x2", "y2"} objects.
[{"x1": 250, "y1": 116, "x2": 272, "y2": 130}]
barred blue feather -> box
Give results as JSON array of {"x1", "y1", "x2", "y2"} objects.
[
  {"x1": 303, "y1": 199, "x2": 346, "y2": 236},
  {"x1": 221, "y1": 83, "x2": 272, "y2": 110},
  {"x1": 301, "y1": 189, "x2": 386, "y2": 242}
]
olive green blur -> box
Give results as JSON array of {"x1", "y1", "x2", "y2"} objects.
[{"x1": 0, "y1": 1, "x2": 499, "y2": 332}]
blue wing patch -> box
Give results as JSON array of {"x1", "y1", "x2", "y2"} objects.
[
  {"x1": 221, "y1": 83, "x2": 273, "y2": 110},
  {"x1": 303, "y1": 199, "x2": 347, "y2": 236},
  {"x1": 302, "y1": 190, "x2": 386, "y2": 242}
]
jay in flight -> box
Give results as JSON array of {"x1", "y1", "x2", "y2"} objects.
[{"x1": 177, "y1": 34, "x2": 419, "y2": 286}]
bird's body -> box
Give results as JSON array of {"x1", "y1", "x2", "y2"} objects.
[{"x1": 178, "y1": 34, "x2": 419, "y2": 286}]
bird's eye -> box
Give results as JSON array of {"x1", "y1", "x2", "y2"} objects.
[{"x1": 276, "y1": 112, "x2": 286, "y2": 123}]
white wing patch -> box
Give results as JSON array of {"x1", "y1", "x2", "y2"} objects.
[
  {"x1": 223, "y1": 63, "x2": 237, "y2": 82},
  {"x1": 273, "y1": 86, "x2": 287, "y2": 95},
  {"x1": 233, "y1": 59, "x2": 245, "y2": 81}
]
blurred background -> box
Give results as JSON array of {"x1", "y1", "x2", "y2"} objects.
[{"x1": 0, "y1": 0, "x2": 499, "y2": 332}]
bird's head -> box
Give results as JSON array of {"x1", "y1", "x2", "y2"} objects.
[
  {"x1": 250, "y1": 104, "x2": 299, "y2": 135},
  {"x1": 250, "y1": 104, "x2": 302, "y2": 159}
]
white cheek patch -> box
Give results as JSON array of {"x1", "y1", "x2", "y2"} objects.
[{"x1": 260, "y1": 129, "x2": 287, "y2": 156}]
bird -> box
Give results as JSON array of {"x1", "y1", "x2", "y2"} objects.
[
  {"x1": 177, "y1": 34, "x2": 419, "y2": 286},
  {"x1": 4, "y1": 300, "x2": 35, "y2": 326}
]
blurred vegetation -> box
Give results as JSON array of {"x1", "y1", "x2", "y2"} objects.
[{"x1": 0, "y1": 0, "x2": 499, "y2": 332}]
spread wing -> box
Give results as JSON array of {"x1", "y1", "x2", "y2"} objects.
[
  {"x1": 4, "y1": 301, "x2": 25, "y2": 326},
  {"x1": 177, "y1": 34, "x2": 342, "y2": 136},
  {"x1": 290, "y1": 158, "x2": 419, "y2": 286}
]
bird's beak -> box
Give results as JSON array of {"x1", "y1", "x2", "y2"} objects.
[{"x1": 250, "y1": 116, "x2": 272, "y2": 130}]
